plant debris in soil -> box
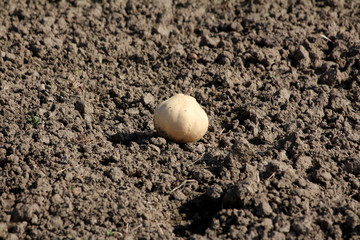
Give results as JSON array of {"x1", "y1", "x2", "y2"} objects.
[{"x1": 0, "y1": 0, "x2": 359, "y2": 239}]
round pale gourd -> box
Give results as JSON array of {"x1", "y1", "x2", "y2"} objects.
[{"x1": 154, "y1": 93, "x2": 209, "y2": 143}]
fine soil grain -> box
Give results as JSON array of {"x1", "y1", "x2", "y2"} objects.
[{"x1": 0, "y1": 0, "x2": 359, "y2": 239}]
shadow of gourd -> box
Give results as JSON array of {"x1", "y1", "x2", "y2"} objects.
[{"x1": 107, "y1": 131, "x2": 155, "y2": 145}]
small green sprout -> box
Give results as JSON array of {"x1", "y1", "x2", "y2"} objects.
[
  {"x1": 105, "y1": 230, "x2": 113, "y2": 237},
  {"x1": 27, "y1": 116, "x2": 42, "y2": 127}
]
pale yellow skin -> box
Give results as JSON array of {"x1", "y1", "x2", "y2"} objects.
[{"x1": 154, "y1": 94, "x2": 209, "y2": 143}]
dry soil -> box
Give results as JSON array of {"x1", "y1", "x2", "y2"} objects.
[{"x1": 0, "y1": 0, "x2": 359, "y2": 239}]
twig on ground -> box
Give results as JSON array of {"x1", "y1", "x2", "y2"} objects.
[
  {"x1": 169, "y1": 179, "x2": 197, "y2": 194},
  {"x1": 187, "y1": 153, "x2": 205, "y2": 167},
  {"x1": 155, "y1": 220, "x2": 164, "y2": 235},
  {"x1": 321, "y1": 34, "x2": 332, "y2": 42},
  {"x1": 266, "y1": 172, "x2": 276, "y2": 180},
  {"x1": 56, "y1": 164, "x2": 80, "y2": 175},
  {"x1": 219, "y1": 128, "x2": 225, "y2": 135},
  {"x1": 132, "y1": 224, "x2": 143, "y2": 232}
]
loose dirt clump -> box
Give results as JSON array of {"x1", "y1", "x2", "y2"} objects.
[{"x1": 0, "y1": 0, "x2": 359, "y2": 239}]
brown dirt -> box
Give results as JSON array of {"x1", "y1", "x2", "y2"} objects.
[{"x1": 0, "y1": 0, "x2": 359, "y2": 239}]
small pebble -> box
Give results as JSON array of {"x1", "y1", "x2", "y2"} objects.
[
  {"x1": 143, "y1": 93, "x2": 155, "y2": 105},
  {"x1": 71, "y1": 187, "x2": 82, "y2": 196},
  {"x1": 38, "y1": 84, "x2": 46, "y2": 91},
  {"x1": 187, "y1": 52, "x2": 199, "y2": 60}
]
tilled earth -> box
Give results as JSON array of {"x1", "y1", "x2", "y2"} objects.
[{"x1": 0, "y1": 0, "x2": 359, "y2": 239}]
